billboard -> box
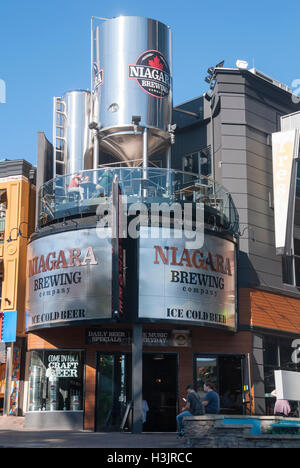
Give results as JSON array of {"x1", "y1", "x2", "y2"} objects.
[
  {"x1": 25, "y1": 228, "x2": 112, "y2": 331},
  {"x1": 138, "y1": 228, "x2": 237, "y2": 330},
  {"x1": 272, "y1": 130, "x2": 299, "y2": 255}
]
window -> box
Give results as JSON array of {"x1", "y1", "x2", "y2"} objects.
[
  {"x1": 297, "y1": 161, "x2": 300, "y2": 198},
  {"x1": 282, "y1": 239, "x2": 300, "y2": 287},
  {"x1": 195, "y1": 354, "x2": 245, "y2": 415},
  {"x1": 263, "y1": 336, "x2": 300, "y2": 415},
  {"x1": 28, "y1": 350, "x2": 84, "y2": 412},
  {"x1": 182, "y1": 147, "x2": 211, "y2": 178},
  {"x1": 294, "y1": 239, "x2": 300, "y2": 287},
  {"x1": 0, "y1": 201, "x2": 6, "y2": 244},
  {"x1": 195, "y1": 356, "x2": 217, "y2": 399}
]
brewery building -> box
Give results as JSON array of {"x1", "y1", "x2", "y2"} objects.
[{"x1": 1, "y1": 16, "x2": 300, "y2": 432}]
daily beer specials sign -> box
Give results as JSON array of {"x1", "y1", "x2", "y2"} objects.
[
  {"x1": 25, "y1": 229, "x2": 112, "y2": 331},
  {"x1": 138, "y1": 228, "x2": 237, "y2": 330}
]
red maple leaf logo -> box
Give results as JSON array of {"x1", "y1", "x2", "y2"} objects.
[{"x1": 148, "y1": 55, "x2": 164, "y2": 70}]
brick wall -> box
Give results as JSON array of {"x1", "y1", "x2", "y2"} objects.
[{"x1": 27, "y1": 324, "x2": 252, "y2": 430}]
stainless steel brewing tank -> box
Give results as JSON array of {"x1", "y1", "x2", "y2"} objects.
[
  {"x1": 95, "y1": 16, "x2": 172, "y2": 164},
  {"x1": 62, "y1": 90, "x2": 92, "y2": 174}
]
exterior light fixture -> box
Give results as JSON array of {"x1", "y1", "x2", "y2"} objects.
[
  {"x1": 153, "y1": 354, "x2": 164, "y2": 360},
  {"x1": 236, "y1": 60, "x2": 248, "y2": 70},
  {"x1": 239, "y1": 225, "x2": 255, "y2": 242},
  {"x1": 132, "y1": 115, "x2": 141, "y2": 135},
  {"x1": 204, "y1": 90, "x2": 213, "y2": 101},
  {"x1": 215, "y1": 60, "x2": 225, "y2": 68},
  {"x1": 112, "y1": 310, "x2": 120, "y2": 321},
  {"x1": 204, "y1": 61, "x2": 225, "y2": 92},
  {"x1": 17, "y1": 221, "x2": 30, "y2": 240},
  {"x1": 6, "y1": 227, "x2": 19, "y2": 243},
  {"x1": 89, "y1": 121, "x2": 98, "y2": 130}
]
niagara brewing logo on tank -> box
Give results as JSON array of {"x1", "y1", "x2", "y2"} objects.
[{"x1": 128, "y1": 49, "x2": 171, "y2": 98}]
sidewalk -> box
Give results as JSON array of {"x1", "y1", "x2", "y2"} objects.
[{"x1": 0, "y1": 416, "x2": 185, "y2": 448}]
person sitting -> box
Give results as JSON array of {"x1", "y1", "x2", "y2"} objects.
[
  {"x1": 96, "y1": 172, "x2": 112, "y2": 197},
  {"x1": 176, "y1": 384, "x2": 203, "y2": 437},
  {"x1": 202, "y1": 381, "x2": 220, "y2": 414},
  {"x1": 68, "y1": 173, "x2": 88, "y2": 201}
]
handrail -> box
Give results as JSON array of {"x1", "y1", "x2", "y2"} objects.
[{"x1": 38, "y1": 168, "x2": 239, "y2": 234}]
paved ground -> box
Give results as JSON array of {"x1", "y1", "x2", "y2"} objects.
[{"x1": 0, "y1": 416, "x2": 185, "y2": 448}]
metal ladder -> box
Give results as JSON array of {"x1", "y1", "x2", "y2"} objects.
[{"x1": 53, "y1": 97, "x2": 66, "y2": 178}]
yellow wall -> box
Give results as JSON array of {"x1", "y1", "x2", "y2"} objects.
[{"x1": 0, "y1": 176, "x2": 36, "y2": 337}]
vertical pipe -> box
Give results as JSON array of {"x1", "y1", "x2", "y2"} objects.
[
  {"x1": 142, "y1": 128, "x2": 148, "y2": 198},
  {"x1": 143, "y1": 127, "x2": 148, "y2": 178},
  {"x1": 93, "y1": 130, "x2": 99, "y2": 183},
  {"x1": 132, "y1": 324, "x2": 143, "y2": 434},
  {"x1": 166, "y1": 146, "x2": 171, "y2": 194},
  {"x1": 90, "y1": 17, "x2": 94, "y2": 94},
  {"x1": 52, "y1": 97, "x2": 57, "y2": 180}
]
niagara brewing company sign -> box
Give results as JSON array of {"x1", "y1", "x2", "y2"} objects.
[
  {"x1": 25, "y1": 229, "x2": 112, "y2": 330},
  {"x1": 128, "y1": 49, "x2": 170, "y2": 98},
  {"x1": 138, "y1": 229, "x2": 237, "y2": 330}
]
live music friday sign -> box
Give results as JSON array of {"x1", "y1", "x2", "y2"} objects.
[
  {"x1": 138, "y1": 228, "x2": 237, "y2": 330},
  {"x1": 25, "y1": 228, "x2": 112, "y2": 331}
]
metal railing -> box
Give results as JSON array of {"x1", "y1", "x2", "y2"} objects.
[{"x1": 38, "y1": 168, "x2": 239, "y2": 234}]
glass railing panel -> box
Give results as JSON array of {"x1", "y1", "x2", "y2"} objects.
[{"x1": 38, "y1": 168, "x2": 239, "y2": 235}]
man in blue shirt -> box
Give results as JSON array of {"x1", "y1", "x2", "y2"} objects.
[{"x1": 202, "y1": 381, "x2": 220, "y2": 414}]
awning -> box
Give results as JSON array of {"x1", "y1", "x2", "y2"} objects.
[{"x1": 240, "y1": 288, "x2": 300, "y2": 334}]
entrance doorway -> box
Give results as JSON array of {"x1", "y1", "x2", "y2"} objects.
[
  {"x1": 95, "y1": 353, "x2": 131, "y2": 432},
  {"x1": 142, "y1": 353, "x2": 178, "y2": 432},
  {"x1": 95, "y1": 352, "x2": 178, "y2": 432}
]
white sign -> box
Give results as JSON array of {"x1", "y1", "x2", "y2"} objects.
[
  {"x1": 272, "y1": 130, "x2": 299, "y2": 254},
  {"x1": 275, "y1": 370, "x2": 300, "y2": 401},
  {"x1": 25, "y1": 228, "x2": 112, "y2": 331},
  {"x1": 47, "y1": 354, "x2": 79, "y2": 378},
  {"x1": 138, "y1": 228, "x2": 236, "y2": 330}
]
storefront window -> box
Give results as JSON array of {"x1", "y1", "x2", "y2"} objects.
[
  {"x1": 195, "y1": 355, "x2": 245, "y2": 415},
  {"x1": 195, "y1": 357, "x2": 217, "y2": 399},
  {"x1": 28, "y1": 350, "x2": 84, "y2": 412},
  {"x1": 279, "y1": 338, "x2": 299, "y2": 372},
  {"x1": 263, "y1": 336, "x2": 300, "y2": 415},
  {"x1": 263, "y1": 336, "x2": 279, "y2": 367}
]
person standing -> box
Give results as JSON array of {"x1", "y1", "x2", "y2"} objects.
[
  {"x1": 271, "y1": 389, "x2": 291, "y2": 417},
  {"x1": 142, "y1": 399, "x2": 149, "y2": 424},
  {"x1": 202, "y1": 381, "x2": 220, "y2": 414},
  {"x1": 176, "y1": 384, "x2": 203, "y2": 437}
]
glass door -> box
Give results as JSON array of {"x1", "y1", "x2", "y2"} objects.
[
  {"x1": 195, "y1": 356, "x2": 218, "y2": 400},
  {"x1": 95, "y1": 353, "x2": 131, "y2": 432},
  {"x1": 194, "y1": 354, "x2": 246, "y2": 415}
]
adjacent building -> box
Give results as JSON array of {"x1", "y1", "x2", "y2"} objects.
[
  {"x1": 172, "y1": 66, "x2": 300, "y2": 415},
  {"x1": 0, "y1": 159, "x2": 36, "y2": 415}
]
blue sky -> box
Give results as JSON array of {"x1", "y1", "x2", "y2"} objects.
[{"x1": 0, "y1": 0, "x2": 299, "y2": 167}]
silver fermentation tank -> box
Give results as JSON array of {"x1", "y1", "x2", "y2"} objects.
[
  {"x1": 94, "y1": 16, "x2": 173, "y2": 165},
  {"x1": 53, "y1": 90, "x2": 92, "y2": 176}
]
